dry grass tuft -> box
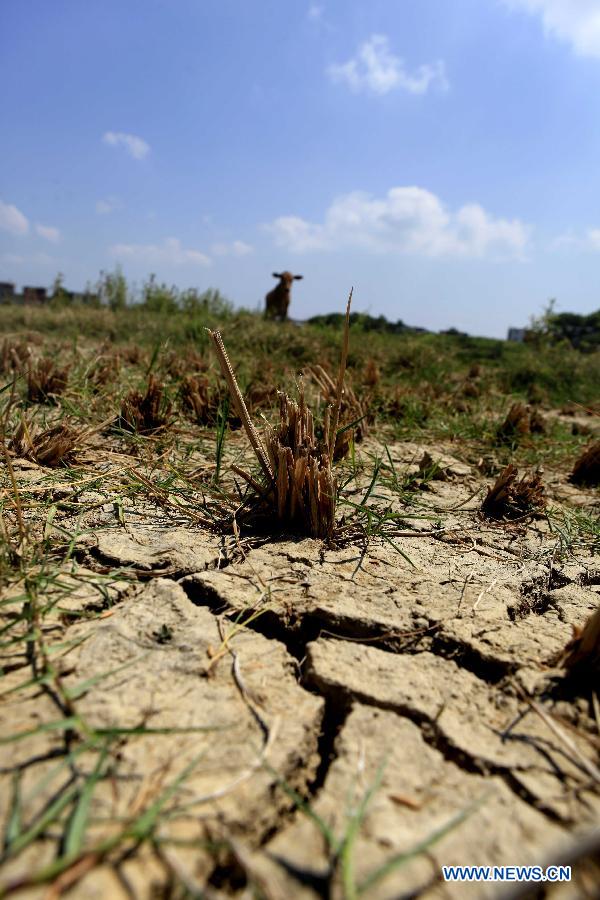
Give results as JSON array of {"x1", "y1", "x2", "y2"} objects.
[
  {"x1": 117, "y1": 344, "x2": 145, "y2": 366},
  {"x1": 180, "y1": 374, "x2": 214, "y2": 425},
  {"x1": 180, "y1": 373, "x2": 274, "y2": 427},
  {"x1": 496, "y1": 403, "x2": 530, "y2": 441},
  {"x1": 119, "y1": 375, "x2": 173, "y2": 434},
  {"x1": 209, "y1": 292, "x2": 353, "y2": 538},
  {"x1": 245, "y1": 380, "x2": 278, "y2": 415},
  {"x1": 385, "y1": 385, "x2": 410, "y2": 419},
  {"x1": 89, "y1": 352, "x2": 121, "y2": 389},
  {"x1": 558, "y1": 604, "x2": 600, "y2": 682},
  {"x1": 481, "y1": 464, "x2": 546, "y2": 520},
  {"x1": 527, "y1": 382, "x2": 546, "y2": 406},
  {"x1": 27, "y1": 358, "x2": 69, "y2": 404},
  {"x1": 9, "y1": 419, "x2": 80, "y2": 467},
  {"x1": 450, "y1": 366, "x2": 482, "y2": 402},
  {"x1": 1, "y1": 338, "x2": 32, "y2": 374},
  {"x1": 496, "y1": 402, "x2": 545, "y2": 442},
  {"x1": 529, "y1": 407, "x2": 546, "y2": 434},
  {"x1": 306, "y1": 361, "x2": 367, "y2": 459},
  {"x1": 259, "y1": 384, "x2": 337, "y2": 537},
  {"x1": 570, "y1": 441, "x2": 600, "y2": 487},
  {"x1": 165, "y1": 347, "x2": 208, "y2": 379},
  {"x1": 571, "y1": 421, "x2": 593, "y2": 437},
  {"x1": 363, "y1": 357, "x2": 381, "y2": 388},
  {"x1": 461, "y1": 378, "x2": 480, "y2": 399}
]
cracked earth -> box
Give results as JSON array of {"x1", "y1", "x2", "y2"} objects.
[{"x1": 1, "y1": 436, "x2": 599, "y2": 899}]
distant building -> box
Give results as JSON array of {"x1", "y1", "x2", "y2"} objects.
[
  {"x1": 0, "y1": 282, "x2": 16, "y2": 303},
  {"x1": 23, "y1": 286, "x2": 48, "y2": 305},
  {"x1": 0, "y1": 280, "x2": 102, "y2": 307},
  {"x1": 507, "y1": 327, "x2": 526, "y2": 342}
]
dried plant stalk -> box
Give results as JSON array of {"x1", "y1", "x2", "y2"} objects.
[
  {"x1": 208, "y1": 330, "x2": 274, "y2": 485},
  {"x1": 305, "y1": 298, "x2": 368, "y2": 461},
  {"x1": 208, "y1": 291, "x2": 352, "y2": 538},
  {"x1": 328, "y1": 291, "x2": 352, "y2": 462},
  {"x1": 307, "y1": 361, "x2": 367, "y2": 455}
]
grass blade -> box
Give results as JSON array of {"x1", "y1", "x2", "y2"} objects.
[
  {"x1": 3, "y1": 781, "x2": 80, "y2": 860},
  {"x1": 357, "y1": 792, "x2": 490, "y2": 895},
  {"x1": 3, "y1": 771, "x2": 23, "y2": 852},
  {"x1": 339, "y1": 760, "x2": 386, "y2": 899},
  {"x1": 63, "y1": 743, "x2": 110, "y2": 859}
]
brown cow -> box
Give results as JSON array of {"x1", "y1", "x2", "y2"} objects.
[{"x1": 265, "y1": 271, "x2": 303, "y2": 321}]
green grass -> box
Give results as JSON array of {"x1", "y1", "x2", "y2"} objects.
[
  {"x1": 547, "y1": 505, "x2": 600, "y2": 559},
  {"x1": 2, "y1": 302, "x2": 599, "y2": 406},
  {"x1": 1, "y1": 298, "x2": 598, "y2": 896}
]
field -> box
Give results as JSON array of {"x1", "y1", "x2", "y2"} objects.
[{"x1": 1, "y1": 299, "x2": 599, "y2": 899}]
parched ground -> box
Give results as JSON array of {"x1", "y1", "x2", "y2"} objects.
[{"x1": 2, "y1": 425, "x2": 599, "y2": 899}]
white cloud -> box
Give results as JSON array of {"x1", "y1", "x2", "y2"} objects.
[
  {"x1": 210, "y1": 240, "x2": 253, "y2": 257},
  {"x1": 503, "y1": 1, "x2": 600, "y2": 58},
  {"x1": 102, "y1": 131, "x2": 150, "y2": 160},
  {"x1": 328, "y1": 34, "x2": 448, "y2": 95},
  {"x1": 308, "y1": 3, "x2": 323, "y2": 21},
  {"x1": 268, "y1": 186, "x2": 530, "y2": 260},
  {"x1": 551, "y1": 229, "x2": 579, "y2": 248},
  {"x1": 35, "y1": 223, "x2": 60, "y2": 243},
  {"x1": 0, "y1": 199, "x2": 29, "y2": 236},
  {"x1": 109, "y1": 237, "x2": 211, "y2": 266},
  {"x1": 552, "y1": 226, "x2": 600, "y2": 250},
  {"x1": 96, "y1": 196, "x2": 121, "y2": 215}
]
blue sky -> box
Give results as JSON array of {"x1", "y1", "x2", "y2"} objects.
[{"x1": 2, "y1": 0, "x2": 600, "y2": 336}]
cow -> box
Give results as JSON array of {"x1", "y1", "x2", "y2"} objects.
[{"x1": 265, "y1": 271, "x2": 303, "y2": 321}]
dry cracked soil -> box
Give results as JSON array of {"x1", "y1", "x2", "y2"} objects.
[{"x1": 1, "y1": 436, "x2": 599, "y2": 899}]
